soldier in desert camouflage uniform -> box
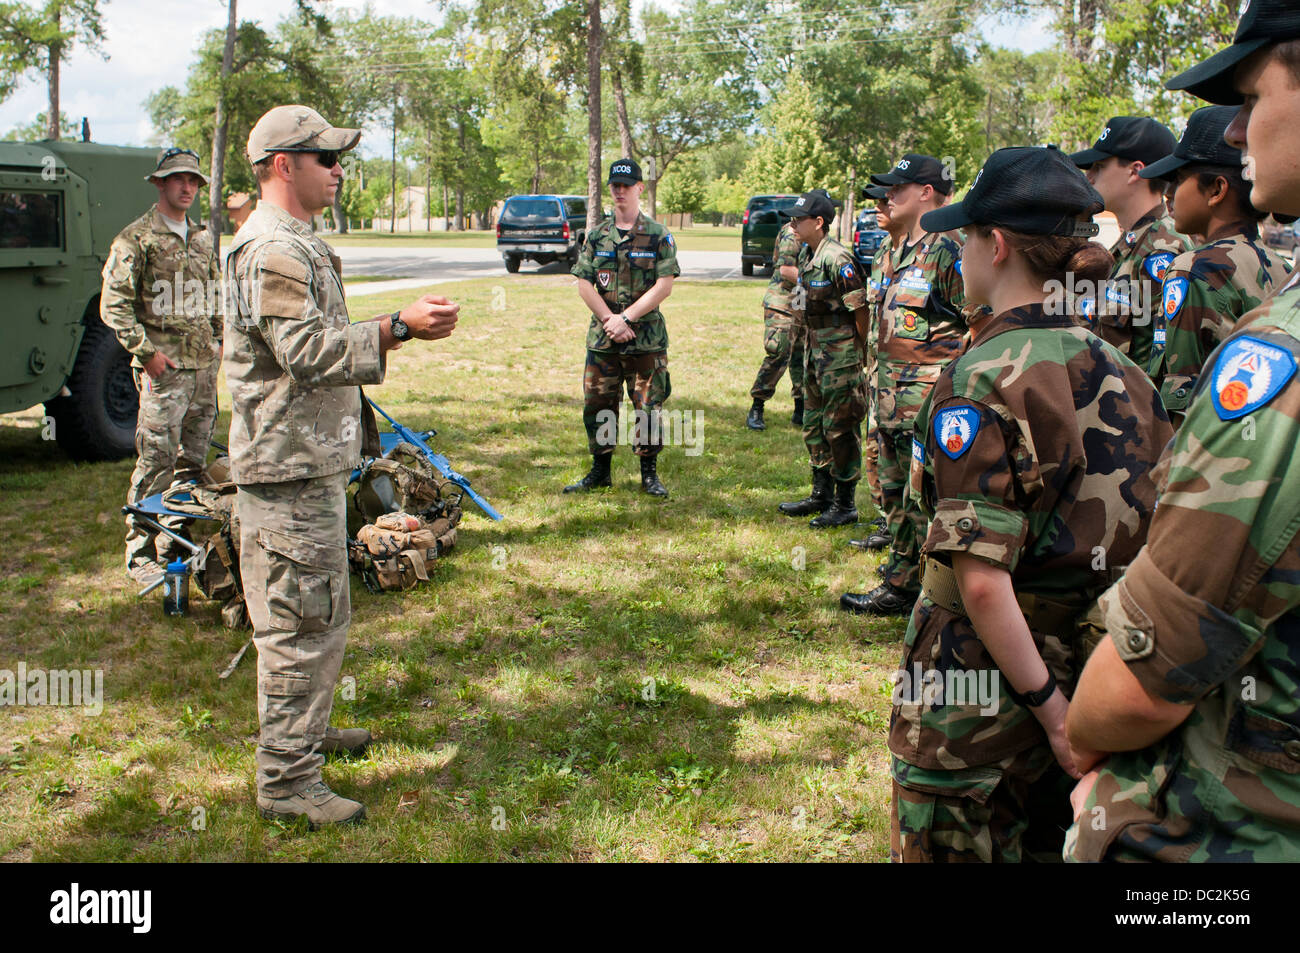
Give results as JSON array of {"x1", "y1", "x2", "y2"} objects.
[
  {"x1": 842, "y1": 155, "x2": 967, "y2": 616},
  {"x1": 566, "y1": 158, "x2": 679, "y2": 498},
  {"x1": 101, "y1": 148, "x2": 221, "y2": 582},
  {"x1": 226, "y1": 105, "x2": 460, "y2": 828},
  {"x1": 775, "y1": 190, "x2": 870, "y2": 528},
  {"x1": 1140, "y1": 105, "x2": 1291, "y2": 424},
  {"x1": 889, "y1": 147, "x2": 1171, "y2": 862},
  {"x1": 1071, "y1": 116, "x2": 1192, "y2": 371},
  {"x1": 1067, "y1": 0, "x2": 1300, "y2": 862},
  {"x1": 746, "y1": 219, "x2": 804, "y2": 431}
]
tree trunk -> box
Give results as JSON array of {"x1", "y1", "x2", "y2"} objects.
[
  {"x1": 208, "y1": 0, "x2": 237, "y2": 237},
  {"x1": 455, "y1": 122, "x2": 466, "y2": 230},
  {"x1": 332, "y1": 193, "x2": 347, "y2": 234},
  {"x1": 443, "y1": 179, "x2": 450, "y2": 231},
  {"x1": 425, "y1": 138, "x2": 431, "y2": 232},
  {"x1": 611, "y1": 67, "x2": 634, "y2": 159},
  {"x1": 585, "y1": 0, "x2": 603, "y2": 234},
  {"x1": 647, "y1": 178, "x2": 657, "y2": 221},
  {"x1": 390, "y1": 93, "x2": 398, "y2": 234},
  {"x1": 46, "y1": 38, "x2": 61, "y2": 140}
]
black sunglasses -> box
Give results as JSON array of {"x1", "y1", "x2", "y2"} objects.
[
  {"x1": 272, "y1": 149, "x2": 342, "y2": 169},
  {"x1": 156, "y1": 147, "x2": 200, "y2": 168}
]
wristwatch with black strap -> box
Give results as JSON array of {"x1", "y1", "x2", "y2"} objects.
[{"x1": 389, "y1": 310, "x2": 411, "y2": 341}]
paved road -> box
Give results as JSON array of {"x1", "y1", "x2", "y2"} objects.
[{"x1": 336, "y1": 245, "x2": 758, "y2": 296}]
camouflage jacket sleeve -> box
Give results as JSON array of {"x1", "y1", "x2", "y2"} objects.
[
  {"x1": 774, "y1": 225, "x2": 799, "y2": 281},
  {"x1": 249, "y1": 244, "x2": 384, "y2": 386},
  {"x1": 1100, "y1": 325, "x2": 1300, "y2": 705},
  {"x1": 932, "y1": 239, "x2": 966, "y2": 314},
  {"x1": 656, "y1": 229, "x2": 681, "y2": 279},
  {"x1": 100, "y1": 232, "x2": 155, "y2": 362},
  {"x1": 571, "y1": 228, "x2": 599, "y2": 283},
  {"x1": 925, "y1": 396, "x2": 1029, "y2": 572},
  {"x1": 832, "y1": 248, "x2": 869, "y2": 312}
]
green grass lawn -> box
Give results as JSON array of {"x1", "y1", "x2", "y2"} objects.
[{"x1": 0, "y1": 275, "x2": 904, "y2": 862}]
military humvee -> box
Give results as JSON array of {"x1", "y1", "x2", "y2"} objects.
[{"x1": 0, "y1": 140, "x2": 161, "y2": 460}]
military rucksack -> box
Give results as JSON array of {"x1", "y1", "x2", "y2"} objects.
[
  {"x1": 158, "y1": 478, "x2": 249, "y2": 629},
  {"x1": 346, "y1": 445, "x2": 463, "y2": 593}
]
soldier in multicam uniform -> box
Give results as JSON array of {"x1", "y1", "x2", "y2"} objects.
[
  {"x1": 746, "y1": 218, "x2": 804, "y2": 431},
  {"x1": 890, "y1": 146, "x2": 1172, "y2": 862},
  {"x1": 850, "y1": 184, "x2": 901, "y2": 553},
  {"x1": 1141, "y1": 105, "x2": 1291, "y2": 425},
  {"x1": 1067, "y1": 0, "x2": 1300, "y2": 863},
  {"x1": 102, "y1": 148, "x2": 221, "y2": 583},
  {"x1": 842, "y1": 155, "x2": 967, "y2": 616},
  {"x1": 1070, "y1": 116, "x2": 1191, "y2": 372},
  {"x1": 225, "y1": 105, "x2": 460, "y2": 827},
  {"x1": 775, "y1": 190, "x2": 870, "y2": 528},
  {"x1": 565, "y1": 158, "x2": 679, "y2": 498}
]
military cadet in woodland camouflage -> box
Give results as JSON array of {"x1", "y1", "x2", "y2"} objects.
[
  {"x1": 566, "y1": 158, "x2": 679, "y2": 498},
  {"x1": 1071, "y1": 116, "x2": 1191, "y2": 371},
  {"x1": 227, "y1": 105, "x2": 460, "y2": 828},
  {"x1": 1067, "y1": 0, "x2": 1300, "y2": 862},
  {"x1": 1140, "y1": 105, "x2": 1291, "y2": 423},
  {"x1": 746, "y1": 219, "x2": 804, "y2": 431},
  {"x1": 775, "y1": 190, "x2": 870, "y2": 528},
  {"x1": 842, "y1": 155, "x2": 967, "y2": 616},
  {"x1": 890, "y1": 147, "x2": 1171, "y2": 863},
  {"x1": 102, "y1": 148, "x2": 221, "y2": 583}
]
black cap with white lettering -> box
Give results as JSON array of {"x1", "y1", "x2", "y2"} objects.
[
  {"x1": 869, "y1": 153, "x2": 954, "y2": 195},
  {"x1": 778, "y1": 191, "x2": 836, "y2": 226},
  {"x1": 1069, "y1": 116, "x2": 1179, "y2": 169},
  {"x1": 1167, "y1": 0, "x2": 1300, "y2": 105},
  {"x1": 608, "y1": 158, "x2": 642, "y2": 185},
  {"x1": 1140, "y1": 106, "x2": 1242, "y2": 180}
]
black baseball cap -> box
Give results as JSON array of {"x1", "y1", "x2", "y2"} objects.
[
  {"x1": 1069, "y1": 117, "x2": 1179, "y2": 169},
  {"x1": 920, "y1": 147, "x2": 1104, "y2": 237},
  {"x1": 1140, "y1": 106, "x2": 1242, "y2": 180},
  {"x1": 862, "y1": 184, "x2": 889, "y2": 201},
  {"x1": 1167, "y1": 0, "x2": 1300, "y2": 105},
  {"x1": 870, "y1": 153, "x2": 954, "y2": 195},
  {"x1": 779, "y1": 190, "x2": 836, "y2": 226},
  {"x1": 608, "y1": 158, "x2": 642, "y2": 184}
]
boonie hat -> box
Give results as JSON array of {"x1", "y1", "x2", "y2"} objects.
[
  {"x1": 1167, "y1": 0, "x2": 1300, "y2": 105},
  {"x1": 247, "y1": 105, "x2": 361, "y2": 163},
  {"x1": 608, "y1": 158, "x2": 642, "y2": 184},
  {"x1": 1069, "y1": 116, "x2": 1178, "y2": 169},
  {"x1": 920, "y1": 146, "x2": 1103, "y2": 237},
  {"x1": 1140, "y1": 106, "x2": 1242, "y2": 180},
  {"x1": 147, "y1": 147, "x2": 208, "y2": 184},
  {"x1": 870, "y1": 154, "x2": 954, "y2": 195},
  {"x1": 779, "y1": 191, "x2": 836, "y2": 226}
]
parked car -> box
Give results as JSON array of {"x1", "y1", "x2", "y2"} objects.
[
  {"x1": 497, "y1": 194, "x2": 588, "y2": 272},
  {"x1": 740, "y1": 194, "x2": 799, "y2": 276},
  {"x1": 852, "y1": 210, "x2": 888, "y2": 270}
]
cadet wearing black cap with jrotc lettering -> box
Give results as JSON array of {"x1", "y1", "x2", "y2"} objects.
[
  {"x1": 841, "y1": 154, "x2": 968, "y2": 617},
  {"x1": 1141, "y1": 105, "x2": 1291, "y2": 425},
  {"x1": 776, "y1": 190, "x2": 871, "y2": 528},
  {"x1": 1070, "y1": 116, "x2": 1191, "y2": 372},
  {"x1": 566, "y1": 158, "x2": 680, "y2": 497}
]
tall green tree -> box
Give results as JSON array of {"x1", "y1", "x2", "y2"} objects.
[{"x1": 0, "y1": 0, "x2": 105, "y2": 139}]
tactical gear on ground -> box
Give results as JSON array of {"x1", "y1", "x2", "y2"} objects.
[
  {"x1": 257, "y1": 780, "x2": 366, "y2": 829},
  {"x1": 779, "y1": 467, "x2": 833, "y2": 516}
]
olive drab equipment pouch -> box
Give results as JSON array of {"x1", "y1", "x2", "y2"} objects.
[
  {"x1": 159, "y1": 478, "x2": 250, "y2": 629},
  {"x1": 346, "y1": 445, "x2": 464, "y2": 593}
]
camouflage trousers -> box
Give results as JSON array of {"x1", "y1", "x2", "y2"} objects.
[
  {"x1": 238, "y1": 472, "x2": 351, "y2": 799},
  {"x1": 801, "y1": 324, "x2": 867, "y2": 483},
  {"x1": 891, "y1": 747, "x2": 1073, "y2": 862},
  {"x1": 878, "y1": 426, "x2": 927, "y2": 592},
  {"x1": 124, "y1": 361, "x2": 219, "y2": 568},
  {"x1": 864, "y1": 355, "x2": 882, "y2": 511},
  {"x1": 583, "y1": 348, "x2": 671, "y2": 457},
  {"x1": 749, "y1": 308, "x2": 804, "y2": 402}
]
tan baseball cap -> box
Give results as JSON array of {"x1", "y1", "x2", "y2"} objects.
[
  {"x1": 246, "y1": 105, "x2": 361, "y2": 163},
  {"x1": 146, "y1": 147, "x2": 209, "y2": 183}
]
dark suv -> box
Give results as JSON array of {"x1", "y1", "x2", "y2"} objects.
[
  {"x1": 497, "y1": 194, "x2": 588, "y2": 272},
  {"x1": 740, "y1": 194, "x2": 798, "y2": 276},
  {"x1": 853, "y1": 210, "x2": 888, "y2": 269}
]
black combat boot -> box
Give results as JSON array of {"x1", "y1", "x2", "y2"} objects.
[
  {"x1": 563, "y1": 454, "x2": 612, "y2": 493},
  {"x1": 778, "y1": 467, "x2": 833, "y2": 516},
  {"x1": 810, "y1": 479, "x2": 858, "y2": 528},
  {"x1": 640, "y1": 456, "x2": 668, "y2": 497},
  {"x1": 840, "y1": 582, "x2": 916, "y2": 616},
  {"x1": 848, "y1": 516, "x2": 890, "y2": 551},
  {"x1": 746, "y1": 399, "x2": 766, "y2": 431},
  {"x1": 791, "y1": 397, "x2": 804, "y2": 427}
]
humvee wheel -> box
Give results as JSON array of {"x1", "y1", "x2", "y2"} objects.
[{"x1": 46, "y1": 321, "x2": 138, "y2": 461}]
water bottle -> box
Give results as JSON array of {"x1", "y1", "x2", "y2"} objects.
[{"x1": 163, "y1": 559, "x2": 190, "y2": 616}]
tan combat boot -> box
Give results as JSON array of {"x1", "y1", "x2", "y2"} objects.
[
  {"x1": 321, "y1": 726, "x2": 371, "y2": 756},
  {"x1": 257, "y1": 781, "x2": 366, "y2": 829}
]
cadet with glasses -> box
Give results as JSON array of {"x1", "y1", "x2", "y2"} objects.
[{"x1": 889, "y1": 146, "x2": 1171, "y2": 862}]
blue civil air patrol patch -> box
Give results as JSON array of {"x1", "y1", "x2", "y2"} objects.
[
  {"x1": 595, "y1": 250, "x2": 616, "y2": 259},
  {"x1": 1077, "y1": 296, "x2": 1096, "y2": 325},
  {"x1": 809, "y1": 279, "x2": 831, "y2": 288},
  {"x1": 1144, "y1": 252, "x2": 1175, "y2": 283},
  {"x1": 1211, "y1": 335, "x2": 1298, "y2": 420},
  {"x1": 664, "y1": 233, "x2": 674, "y2": 246},
  {"x1": 1163, "y1": 277, "x2": 1189, "y2": 319},
  {"x1": 936, "y1": 405, "x2": 981, "y2": 460},
  {"x1": 954, "y1": 258, "x2": 962, "y2": 275},
  {"x1": 628, "y1": 250, "x2": 656, "y2": 259},
  {"x1": 840, "y1": 263, "x2": 855, "y2": 281}
]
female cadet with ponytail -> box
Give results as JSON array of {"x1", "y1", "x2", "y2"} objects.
[{"x1": 887, "y1": 146, "x2": 1173, "y2": 862}]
